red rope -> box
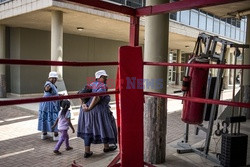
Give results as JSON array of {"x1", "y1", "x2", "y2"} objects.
[
  {"x1": 1, "y1": 59, "x2": 250, "y2": 69},
  {"x1": 0, "y1": 59, "x2": 118, "y2": 66},
  {"x1": 1, "y1": 59, "x2": 249, "y2": 109},
  {"x1": 0, "y1": 91, "x2": 119, "y2": 106},
  {"x1": 144, "y1": 62, "x2": 250, "y2": 69},
  {"x1": 144, "y1": 92, "x2": 250, "y2": 109}
]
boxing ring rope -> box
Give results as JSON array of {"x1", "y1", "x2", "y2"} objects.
[
  {"x1": 0, "y1": 91, "x2": 118, "y2": 106},
  {"x1": 0, "y1": 59, "x2": 118, "y2": 66},
  {"x1": 144, "y1": 61, "x2": 250, "y2": 69},
  {"x1": 144, "y1": 61, "x2": 250, "y2": 110},
  {"x1": 1, "y1": 58, "x2": 249, "y2": 69},
  {"x1": 0, "y1": 58, "x2": 119, "y2": 107},
  {"x1": 1, "y1": 58, "x2": 250, "y2": 108},
  {"x1": 144, "y1": 92, "x2": 250, "y2": 109}
]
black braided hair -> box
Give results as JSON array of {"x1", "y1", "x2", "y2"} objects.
[{"x1": 60, "y1": 100, "x2": 70, "y2": 117}]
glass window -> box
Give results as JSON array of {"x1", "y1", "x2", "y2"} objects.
[
  {"x1": 199, "y1": 13, "x2": 206, "y2": 30},
  {"x1": 176, "y1": 11, "x2": 180, "y2": 22},
  {"x1": 236, "y1": 28, "x2": 240, "y2": 41},
  {"x1": 220, "y1": 22, "x2": 225, "y2": 36},
  {"x1": 226, "y1": 18, "x2": 232, "y2": 24},
  {"x1": 126, "y1": 1, "x2": 142, "y2": 8},
  {"x1": 170, "y1": 12, "x2": 177, "y2": 21},
  {"x1": 221, "y1": 18, "x2": 227, "y2": 22},
  {"x1": 236, "y1": 20, "x2": 241, "y2": 28},
  {"x1": 213, "y1": 18, "x2": 220, "y2": 34},
  {"x1": 207, "y1": 15, "x2": 213, "y2": 32},
  {"x1": 180, "y1": 10, "x2": 190, "y2": 25},
  {"x1": 225, "y1": 23, "x2": 231, "y2": 37},
  {"x1": 190, "y1": 10, "x2": 198, "y2": 28},
  {"x1": 231, "y1": 26, "x2": 236, "y2": 39},
  {"x1": 240, "y1": 31, "x2": 245, "y2": 42},
  {"x1": 231, "y1": 18, "x2": 236, "y2": 26},
  {"x1": 110, "y1": 0, "x2": 124, "y2": 4},
  {"x1": 244, "y1": 19, "x2": 247, "y2": 32},
  {"x1": 240, "y1": 19, "x2": 245, "y2": 31},
  {"x1": 243, "y1": 31, "x2": 246, "y2": 42}
]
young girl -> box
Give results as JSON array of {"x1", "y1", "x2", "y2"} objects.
[{"x1": 52, "y1": 100, "x2": 75, "y2": 155}]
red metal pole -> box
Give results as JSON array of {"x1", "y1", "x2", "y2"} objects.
[
  {"x1": 115, "y1": 68, "x2": 121, "y2": 147},
  {"x1": 119, "y1": 46, "x2": 143, "y2": 166},
  {"x1": 107, "y1": 153, "x2": 121, "y2": 167},
  {"x1": 129, "y1": 16, "x2": 140, "y2": 46}
]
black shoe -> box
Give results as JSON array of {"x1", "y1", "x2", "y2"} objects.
[
  {"x1": 103, "y1": 145, "x2": 117, "y2": 153},
  {"x1": 66, "y1": 146, "x2": 73, "y2": 151},
  {"x1": 53, "y1": 150, "x2": 61, "y2": 155},
  {"x1": 84, "y1": 151, "x2": 93, "y2": 158}
]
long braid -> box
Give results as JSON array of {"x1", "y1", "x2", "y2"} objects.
[{"x1": 61, "y1": 100, "x2": 70, "y2": 117}]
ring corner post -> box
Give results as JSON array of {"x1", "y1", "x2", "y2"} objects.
[{"x1": 119, "y1": 46, "x2": 143, "y2": 167}]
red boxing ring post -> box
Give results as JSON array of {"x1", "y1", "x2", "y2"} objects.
[{"x1": 119, "y1": 46, "x2": 143, "y2": 166}]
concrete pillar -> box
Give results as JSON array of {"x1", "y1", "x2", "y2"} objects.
[
  {"x1": 0, "y1": 25, "x2": 6, "y2": 98},
  {"x1": 242, "y1": 14, "x2": 250, "y2": 119},
  {"x1": 223, "y1": 48, "x2": 230, "y2": 89},
  {"x1": 144, "y1": 0, "x2": 169, "y2": 164},
  {"x1": 175, "y1": 49, "x2": 181, "y2": 85},
  {"x1": 229, "y1": 52, "x2": 234, "y2": 85},
  {"x1": 51, "y1": 11, "x2": 63, "y2": 78}
]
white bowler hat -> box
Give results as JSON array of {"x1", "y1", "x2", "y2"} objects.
[
  {"x1": 95, "y1": 70, "x2": 108, "y2": 79},
  {"x1": 48, "y1": 71, "x2": 58, "y2": 79}
]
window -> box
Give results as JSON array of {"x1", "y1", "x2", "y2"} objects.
[
  {"x1": 240, "y1": 31, "x2": 245, "y2": 42},
  {"x1": 176, "y1": 11, "x2": 180, "y2": 22},
  {"x1": 213, "y1": 18, "x2": 220, "y2": 34},
  {"x1": 170, "y1": 13, "x2": 177, "y2": 21},
  {"x1": 236, "y1": 28, "x2": 240, "y2": 41},
  {"x1": 109, "y1": 0, "x2": 144, "y2": 7},
  {"x1": 126, "y1": 0, "x2": 143, "y2": 7},
  {"x1": 240, "y1": 19, "x2": 245, "y2": 31},
  {"x1": 180, "y1": 10, "x2": 190, "y2": 25},
  {"x1": 226, "y1": 18, "x2": 232, "y2": 24},
  {"x1": 220, "y1": 22, "x2": 225, "y2": 36},
  {"x1": 190, "y1": 10, "x2": 198, "y2": 28},
  {"x1": 236, "y1": 20, "x2": 241, "y2": 28},
  {"x1": 207, "y1": 15, "x2": 213, "y2": 32},
  {"x1": 199, "y1": 13, "x2": 206, "y2": 30},
  {"x1": 225, "y1": 23, "x2": 231, "y2": 37},
  {"x1": 231, "y1": 18, "x2": 236, "y2": 26},
  {"x1": 231, "y1": 26, "x2": 236, "y2": 39}
]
